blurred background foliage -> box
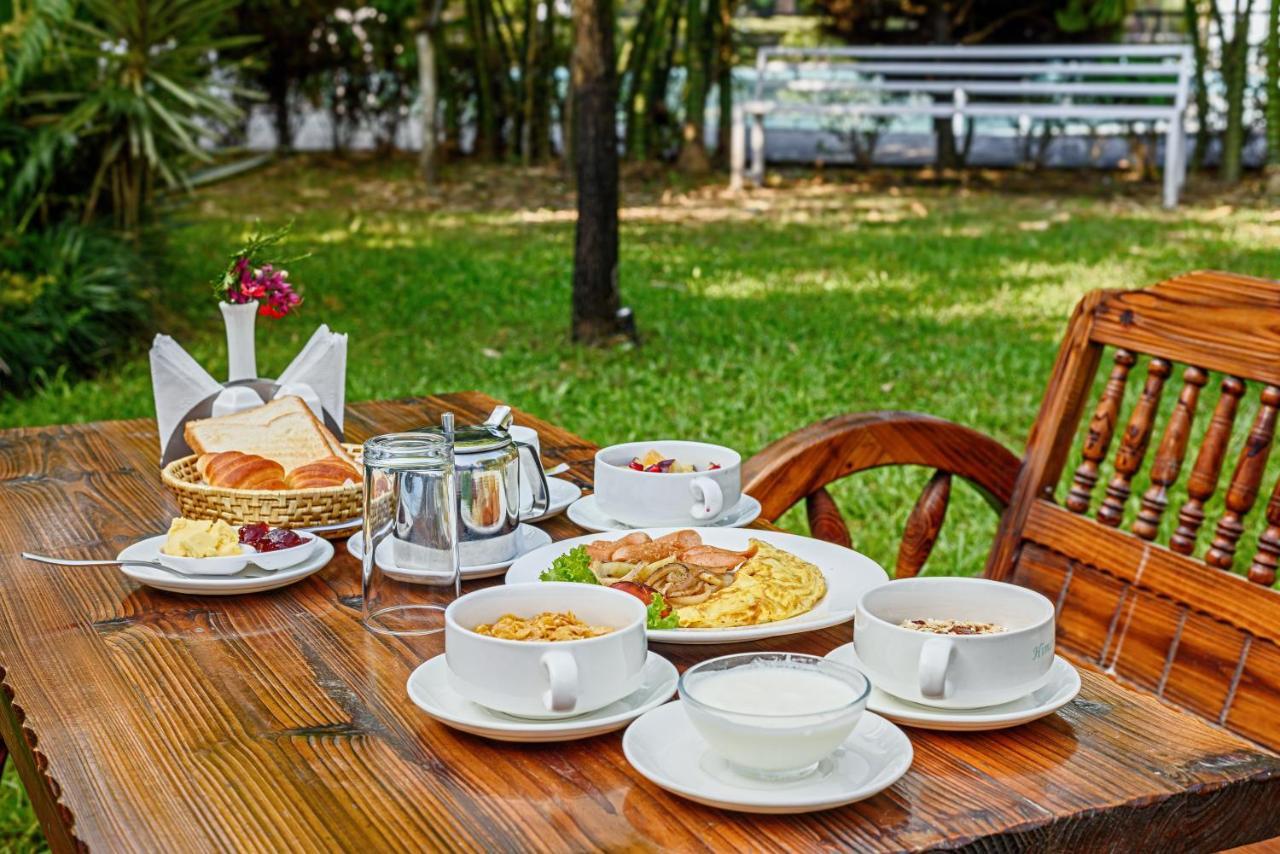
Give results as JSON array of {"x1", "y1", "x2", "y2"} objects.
[{"x1": 1, "y1": 0, "x2": 1278, "y2": 401}]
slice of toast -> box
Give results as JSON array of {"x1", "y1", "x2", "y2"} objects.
[{"x1": 184, "y1": 396, "x2": 353, "y2": 474}]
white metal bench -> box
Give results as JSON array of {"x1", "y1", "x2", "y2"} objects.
[{"x1": 730, "y1": 44, "x2": 1193, "y2": 208}]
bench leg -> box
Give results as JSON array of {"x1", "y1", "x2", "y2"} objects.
[
  {"x1": 750, "y1": 113, "x2": 765, "y2": 186},
  {"x1": 730, "y1": 107, "x2": 745, "y2": 191},
  {"x1": 1163, "y1": 120, "x2": 1181, "y2": 209}
]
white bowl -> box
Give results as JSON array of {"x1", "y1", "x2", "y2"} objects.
[
  {"x1": 678, "y1": 652, "x2": 870, "y2": 781},
  {"x1": 594, "y1": 440, "x2": 742, "y2": 528},
  {"x1": 157, "y1": 544, "x2": 253, "y2": 576},
  {"x1": 247, "y1": 533, "x2": 318, "y2": 570},
  {"x1": 445, "y1": 583, "x2": 648, "y2": 718}
]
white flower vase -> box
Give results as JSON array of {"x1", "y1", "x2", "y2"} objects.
[{"x1": 219, "y1": 300, "x2": 259, "y2": 382}]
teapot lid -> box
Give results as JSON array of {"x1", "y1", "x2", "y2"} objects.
[{"x1": 418, "y1": 423, "x2": 510, "y2": 454}]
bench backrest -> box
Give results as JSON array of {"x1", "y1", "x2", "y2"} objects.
[
  {"x1": 987, "y1": 271, "x2": 1280, "y2": 750},
  {"x1": 753, "y1": 45, "x2": 1192, "y2": 115}
]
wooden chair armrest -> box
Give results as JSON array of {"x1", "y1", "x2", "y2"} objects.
[{"x1": 743, "y1": 411, "x2": 1022, "y2": 521}]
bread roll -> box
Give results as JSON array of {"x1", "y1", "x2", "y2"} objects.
[
  {"x1": 196, "y1": 451, "x2": 287, "y2": 490},
  {"x1": 285, "y1": 456, "x2": 360, "y2": 489}
]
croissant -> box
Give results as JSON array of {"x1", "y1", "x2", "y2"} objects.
[
  {"x1": 196, "y1": 451, "x2": 287, "y2": 490},
  {"x1": 285, "y1": 456, "x2": 360, "y2": 489}
]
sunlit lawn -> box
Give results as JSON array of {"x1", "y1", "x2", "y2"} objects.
[{"x1": 1, "y1": 157, "x2": 1279, "y2": 847}]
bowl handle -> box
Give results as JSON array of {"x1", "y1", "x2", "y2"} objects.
[
  {"x1": 919, "y1": 637, "x2": 954, "y2": 699},
  {"x1": 689, "y1": 477, "x2": 724, "y2": 521},
  {"x1": 541, "y1": 650, "x2": 579, "y2": 712}
]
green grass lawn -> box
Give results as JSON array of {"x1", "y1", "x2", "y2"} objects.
[{"x1": 1, "y1": 158, "x2": 1279, "y2": 847}]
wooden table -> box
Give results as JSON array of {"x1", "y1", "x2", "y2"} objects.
[{"x1": 1, "y1": 391, "x2": 1278, "y2": 852}]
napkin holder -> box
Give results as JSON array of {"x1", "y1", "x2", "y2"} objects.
[{"x1": 159, "y1": 379, "x2": 345, "y2": 467}]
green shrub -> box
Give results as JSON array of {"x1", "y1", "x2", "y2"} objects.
[{"x1": 0, "y1": 223, "x2": 146, "y2": 395}]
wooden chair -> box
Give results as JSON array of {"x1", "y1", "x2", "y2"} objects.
[{"x1": 744, "y1": 270, "x2": 1280, "y2": 750}]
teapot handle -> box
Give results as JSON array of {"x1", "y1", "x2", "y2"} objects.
[{"x1": 515, "y1": 441, "x2": 550, "y2": 518}]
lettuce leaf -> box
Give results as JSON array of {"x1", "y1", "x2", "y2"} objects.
[
  {"x1": 538, "y1": 546, "x2": 599, "y2": 585},
  {"x1": 647, "y1": 592, "x2": 679, "y2": 629}
]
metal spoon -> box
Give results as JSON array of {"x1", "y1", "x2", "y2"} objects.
[
  {"x1": 21, "y1": 553, "x2": 271, "y2": 579},
  {"x1": 543, "y1": 463, "x2": 570, "y2": 477}
]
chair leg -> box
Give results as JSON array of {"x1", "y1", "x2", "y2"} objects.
[
  {"x1": 730, "y1": 107, "x2": 745, "y2": 191},
  {"x1": 750, "y1": 113, "x2": 765, "y2": 186},
  {"x1": 1163, "y1": 121, "x2": 1180, "y2": 209}
]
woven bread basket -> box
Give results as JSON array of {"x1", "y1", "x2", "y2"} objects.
[{"x1": 161, "y1": 444, "x2": 363, "y2": 537}]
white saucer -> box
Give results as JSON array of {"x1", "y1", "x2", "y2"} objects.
[
  {"x1": 523, "y1": 477, "x2": 582, "y2": 523},
  {"x1": 623, "y1": 702, "x2": 912, "y2": 814},
  {"x1": 566, "y1": 494, "x2": 763, "y2": 533},
  {"x1": 826, "y1": 643, "x2": 1081, "y2": 731},
  {"x1": 407, "y1": 652, "x2": 678, "y2": 742},
  {"x1": 116, "y1": 535, "x2": 334, "y2": 596},
  {"x1": 346, "y1": 524, "x2": 553, "y2": 581}
]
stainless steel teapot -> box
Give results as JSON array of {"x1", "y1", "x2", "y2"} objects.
[{"x1": 420, "y1": 406, "x2": 549, "y2": 565}]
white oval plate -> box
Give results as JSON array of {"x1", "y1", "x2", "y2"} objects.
[
  {"x1": 407, "y1": 652, "x2": 677, "y2": 742},
  {"x1": 826, "y1": 643, "x2": 1081, "y2": 731},
  {"x1": 504, "y1": 527, "x2": 887, "y2": 644},
  {"x1": 566, "y1": 494, "x2": 762, "y2": 533},
  {"x1": 347, "y1": 524, "x2": 553, "y2": 581},
  {"x1": 117, "y1": 535, "x2": 334, "y2": 596},
  {"x1": 523, "y1": 477, "x2": 582, "y2": 524},
  {"x1": 623, "y1": 701, "x2": 912, "y2": 814}
]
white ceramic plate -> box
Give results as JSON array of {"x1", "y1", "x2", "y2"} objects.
[
  {"x1": 523, "y1": 477, "x2": 582, "y2": 524},
  {"x1": 623, "y1": 702, "x2": 912, "y2": 814},
  {"x1": 117, "y1": 535, "x2": 334, "y2": 596},
  {"x1": 826, "y1": 643, "x2": 1082, "y2": 731},
  {"x1": 407, "y1": 652, "x2": 678, "y2": 743},
  {"x1": 566, "y1": 494, "x2": 762, "y2": 533},
  {"x1": 504, "y1": 527, "x2": 887, "y2": 644},
  {"x1": 346, "y1": 524, "x2": 554, "y2": 581}
]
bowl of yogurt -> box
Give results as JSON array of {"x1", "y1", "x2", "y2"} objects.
[{"x1": 678, "y1": 652, "x2": 870, "y2": 781}]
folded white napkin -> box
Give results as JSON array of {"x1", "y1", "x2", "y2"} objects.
[
  {"x1": 150, "y1": 334, "x2": 222, "y2": 460},
  {"x1": 277, "y1": 324, "x2": 348, "y2": 431}
]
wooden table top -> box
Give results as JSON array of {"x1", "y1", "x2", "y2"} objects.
[{"x1": 1, "y1": 391, "x2": 1278, "y2": 852}]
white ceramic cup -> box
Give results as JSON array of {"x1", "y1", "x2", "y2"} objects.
[
  {"x1": 854, "y1": 577, "x2": 1056, "y2": 709},
  {"x1": 593, "y1": 440, "x2": 741, "y2": 528},
  {"x1": 444, "y1": 582, "x2": 648, "y2": 718},
  {"x1": 509, "y1": 424, "x2": 540, "y2": 515}
]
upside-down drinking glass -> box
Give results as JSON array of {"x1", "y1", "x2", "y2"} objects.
[{"x1": 361, "y1": 432, "x2": 460, "y2": 636}]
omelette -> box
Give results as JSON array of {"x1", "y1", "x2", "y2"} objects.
[{"x1": 675, "y1": 539, "x2": 827, "y2": 628}]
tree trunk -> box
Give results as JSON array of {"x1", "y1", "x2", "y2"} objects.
[
  {"x1": 714, "y1": 0, "x2": 734, "y2": 166},
  {"x1": 1185, "y1": 0, "x2": 1212, "y2": 170},
  {"x1": 677, "y1": 0, "x2": 711, "y2": 172},
  {"x1": 622, "y1": 0, "x2": 661, "y2": 158},
  {"x1": 1218, "y1": 0, "x2": 1254, "y2": 183},
  {"x1": 416, "y1": 1, "x2": 443, "y2": 185},
  {"x1": 533, "y1": 1, "x2": 555, "y2": 161},
  {"x1": 1266, "y1": 0, "x2": 1280, "y2": 172},
  {"x1": 468, "y1": 0, "x2": 498, "y2": 159},
  {"x1": 571, "y1": 0, "x2": 627, "y2": 343},
  {"x1": 269, "y1": 73, "x2": 291, "y2": 152}
]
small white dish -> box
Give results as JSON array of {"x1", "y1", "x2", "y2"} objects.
[
  {"x1": 246, "y1": 532, "x2": 319, "y2": 570},
  {"x1": 594, "y1": 441, "x2": 742, "y2": 528},
  {"x1": 346, "y1": 524, "x2": 554, "y2": 581},
  {"x1": 567, "y1": 494, "x2": 762, "y2": 533},
  {"x1": 407, "y1": 652, "x2": 678, "y2": 742},
  {"x1": 826, "y1": 643, "x2": 1081, "y2": 731},
  {"x1": 506, "y1": 527, "x2": 887, "y2": 645},
  {"x1": 156, "y1": 544, "x2": 253, "y2": 576},
  {"x1": 623, "y1": 701, "x2": 912, "y2": 814},
  {"x1": 522, "y1": 477, "x2": 582, "y2": 523},
  {"x1": 117, "y1": 535, "x2": 334, "y2": 595}
]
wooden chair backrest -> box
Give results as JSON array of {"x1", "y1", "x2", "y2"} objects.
[{"x1": 987, "y1": 270, "x2": 1280, "y2": 749}]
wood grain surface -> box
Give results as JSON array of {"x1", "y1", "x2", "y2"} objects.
[{"x1": 2, "y1": 392, "x2": 1280, "y2": 852}]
